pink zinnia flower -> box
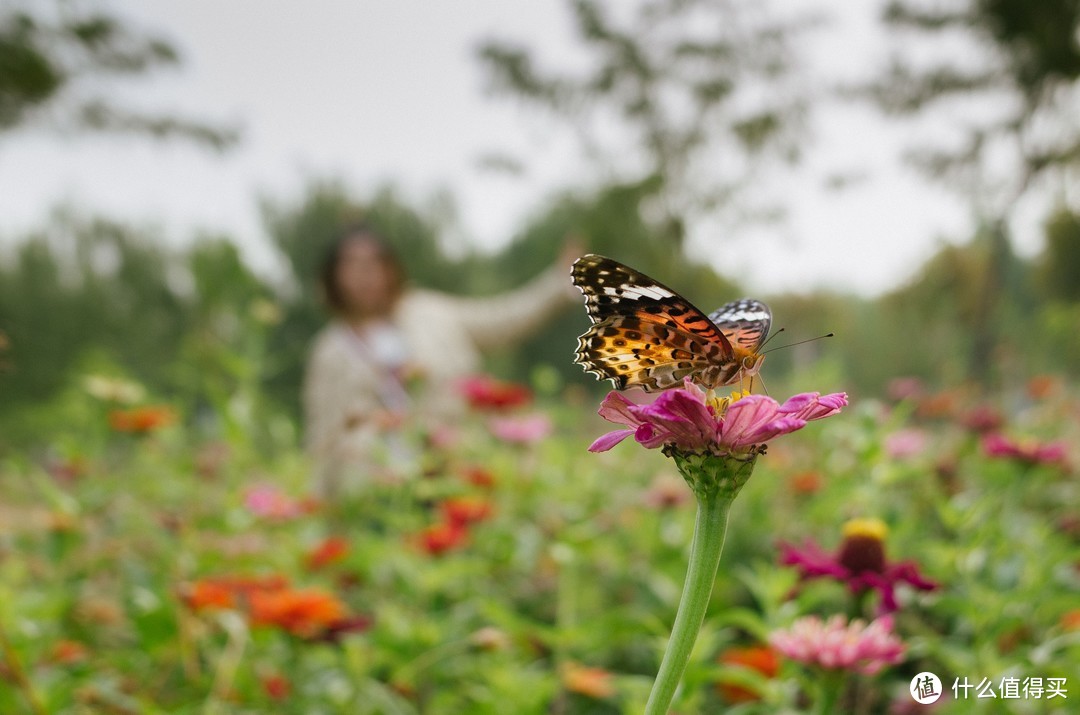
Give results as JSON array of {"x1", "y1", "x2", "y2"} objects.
[
  {"x1": 243, "y1": 484, "x2": 309, "y2": 520},
  {"x1": 769, "y1": 614, "x2": 905, "y2": 675},
  {"x1": 982, "y1": 433, "x2": 1068, "y2": 467},
  {"x1": 488, "y1": 413, "x2": 553, "y2": 444},
  {"x1": 883, "y1": 429, "x2": 928, "y2": 460},
  {"x1": 779, "y1": 518, "x2": 936, "y2": 614},
  {"x1": 589, "y1": 379, "x2": 847, "y2": 456}
]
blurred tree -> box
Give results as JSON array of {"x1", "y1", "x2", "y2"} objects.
[
  {"x1": 477, "y1": 0, "x2": 807, "y2": 250},
  {"x1": 1037, "y1": 207, "x2": 1080, "y2": 303},
  {"x1": 0, "y1": 0, "x2": 235, "y2": 147},
  {"x1": 0, "y1": 215, "x2": 189, "y2": 444},
  {"x1": 864, "y1": 0, "x2": 1080, "y2": 383},
  {"x1": 0, "y1": 214, "x2": 285, "y2": 451}
]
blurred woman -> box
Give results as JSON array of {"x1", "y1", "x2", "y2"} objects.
[{"x1": 303, "y1": 225, "x2": 578, "y2": 498}]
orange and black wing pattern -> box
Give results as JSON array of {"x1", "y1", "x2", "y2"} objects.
[{"x1": 572, "y1": 254, "x2": 746, "y2": 392}]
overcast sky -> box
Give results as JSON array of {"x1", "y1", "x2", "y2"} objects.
[{"x1": 0, "y1": 1, "x2": 1052, "y2": 296}]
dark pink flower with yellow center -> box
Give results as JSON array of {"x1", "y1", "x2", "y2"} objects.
[
  {"x1": 982, "y1": 433, "x2": 1069, "y2": 468},
  {"x1": 589, "y1": 379, "x2": 847, "y2": 456},
  {"x1": 779, "y1": 518, "x2": 936, "y2": 614}
]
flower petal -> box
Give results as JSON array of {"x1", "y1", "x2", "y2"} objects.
[
  {"x1": 588, "y1": 429, "x2": 635, "y2": 452},
  {"x1": 780, "y1": 392, "x2": 848, "y2": 421},
  {"x1": 596, "y1": 391, "x2": 643, "y2": 428},
  {"x1": 718, "y1": 395, "x2": 781, "y2": 448}
]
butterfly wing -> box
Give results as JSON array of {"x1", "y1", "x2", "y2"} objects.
[
  {"x1": 708, "y1": 299, "x2": 772, "y2": 354},
  {"x1": 572, "y1": 254, "x2": 737, "y2": 391}
]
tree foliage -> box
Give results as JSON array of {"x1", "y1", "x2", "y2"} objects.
[
  {"x1": 0, "y1": 0, "x2": 236, "y2": 147},
  {"x1": 477, "y1": 0, "x2": 807, "y2": 247}
]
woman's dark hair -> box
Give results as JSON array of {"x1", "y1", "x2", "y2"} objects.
[{"x1": 318, "y1": 224, "x2": 405, "y2": 313}]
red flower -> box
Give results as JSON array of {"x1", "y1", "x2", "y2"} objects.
[
  {"x1": 108, "y1": 405, "x2": 175, "y2": 433},
  {"x1": 416, "y1": 521, "x2": 469, "y2": 556},
  {"x1": 305, "y1": 536, "x2": 350, "y2": 571},
  {"x1": 440, "y1": 497, "x2": 493, "y2": 528},
  {"x1": 460, "y1": 374, "x2": 532, "y2": 410},
  {"x1": 262, "y1": 674, "x2": 291, "y2": 700},
  {"x1": 49, "y1": 640, "x2": 89, "y2": 666},
  {"x1": 716, "y1": 645, "x2": 780, "y2": 703},
  {"x1": 779, "y1": 518, "x2": 936, "y2": 614}
]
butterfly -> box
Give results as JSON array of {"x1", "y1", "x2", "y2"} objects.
[{"x1": 571, "y1": 254, "x2": 772, "y2": 392}]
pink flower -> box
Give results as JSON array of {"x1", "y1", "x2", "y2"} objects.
[
  {"x1": 886, "y1": 377, "x2": 924, "y2": 402},
  {"x1": 883, "y1": 429, "x2": 928, "y2": 460},
  {"x1": 769, "y1": 614, "x2": 905, "y2": 675},
  {"x1": 960, "y1": 405, "x2": 1004, "y2": 434},
  {"x1": 243, "y1": 484, "x2": 310, "y2": 520},
  {"x1": 488, "y1": 413, "x2": 552, "y2": 444},
  {"x1": 589, "y1": 379, "x2": 847, "y2": 456},
  {"x1": 779, "y1": 519, "x2": 937, "y2": 614},
  {"x1": 982, "y1": 433, "x2": 1068, "y2": 467}
]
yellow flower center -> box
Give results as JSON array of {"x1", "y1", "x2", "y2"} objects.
[
  {"x1": 842, "y1": 517, "x2": 888, "y2": 542},
  {"x1": 708, "y1": 389, "x2": 751, "y2": 416}
]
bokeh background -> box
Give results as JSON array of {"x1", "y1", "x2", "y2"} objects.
[{"x1": 1, "y1": 2, "x2": 1078, "y2": 714}]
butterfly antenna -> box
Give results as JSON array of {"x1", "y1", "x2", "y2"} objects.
[
  {"x1": 758, "y1": 327, "x2": 785, "y2": 350},
  {"x1": 761, "y1": 332, "x2": 834, "y2": 355}
]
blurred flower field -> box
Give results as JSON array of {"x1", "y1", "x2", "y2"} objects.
[{"x1": 1, "y1": 375, "x2": 1078, "y2": 714}]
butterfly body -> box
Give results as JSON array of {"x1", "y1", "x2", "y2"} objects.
[{"x1": 571, "y1": 254, "x2": 771, "y2": 392}]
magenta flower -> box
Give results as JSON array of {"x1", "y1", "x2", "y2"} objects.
[
  {"x1": 769, "y1": 614, "x2": 905, "y2": 675},
  {"x1": 982, "y1": 433, "x2": 1068, "y2": 467},
  {"x1": 779, "y1": 518, "x2": 937, "y2": 614},
  {"x1": 589, "y1": 379, "x2": 847, "y2": 456}
]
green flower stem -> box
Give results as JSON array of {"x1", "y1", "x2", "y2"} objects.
[
  {"x1": 814, "y1": 670, "x2": 846, "y2": 715},
  {"x1": 645, "y1": 450, "x2": 756, "y2": 715}
]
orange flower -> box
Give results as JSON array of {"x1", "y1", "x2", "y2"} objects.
[
  {"x1": 716, "y1": 645, "x2": 780, "y2": 703},
  {"x1": 249, "y1": 588, "x2": 347, "y2": 637},
  {"x1": 180, "y1": 574, "x2": 290, "y2": 612},
  {"x1": 561, "y1": 662, "x2": 616, "y2": 699},
  {"x1": 305, "y1": 536, "x2": 350, "y2": 570},
  {"x1": 1027, "y1": 374, "x2": 1059, "y2": 401},
  {"x1": 50, "y1": 640, "x2": 89, "y2": 665},
  {"x1": 440, "y1": 497, "x2": 493, "y2": 527},
  {"x1": 261, "y1": 673, "x2": 291, "y2": 700},
  {"x1": 181, "y1": 580, "x2": 237, "y2": 612},
  {"x1": 1061, "y1": 609, "x2": 1080, "y2": 632},
  {"x1": 460, "y1": 464, "x2": 496, "y2": 488},
  {"x1": 789, "y1": 471, "x2": 823, "y2": 495},
  {"x1": 415, "y1": 521, "x2": 469, "y2": 556},
  {"x1": 108, "y1": 406, "x2": 175, "y2": 433}
]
